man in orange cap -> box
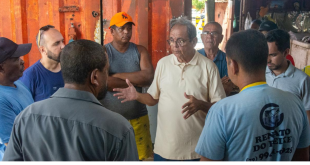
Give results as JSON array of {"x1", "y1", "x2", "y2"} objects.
[{"x1": 99, "y1": 12, "x2": 154, "y2": 160}]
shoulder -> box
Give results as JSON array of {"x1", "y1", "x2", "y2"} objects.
[
  {"x1": 135, "y1": 44, "x2": 148, "y2": 54},
  {"x1": 22, "y1": 61, "x2": 41, "y2": 76}
]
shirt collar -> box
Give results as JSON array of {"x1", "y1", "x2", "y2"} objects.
[
  {"x1": 198, "y1": 48, "x2": 225, "y2": 62},
  {"x1": 266, "y1": 61, "x2": 295, "y2": 78},
  {"x1": 51, "y1": 88, "x2": 102, "y2": 106},
  {"x1": 172, "y1": 50, "x2": 199, "y2": 66}
]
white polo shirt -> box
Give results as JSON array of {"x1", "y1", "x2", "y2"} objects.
[{"x1": 147, "y1": 51, "x2": 226, "y2": 160}]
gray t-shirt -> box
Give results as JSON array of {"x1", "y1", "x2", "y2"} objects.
[
  {"x1": 3, "y1": 88, "x2": 138, "y2": 161},
  {"x1": 100, "y1": 42, "x2": 147, "y2": 120},
  {"x1": 266, "y1": 62, "x2": 310, "y2": 111}
]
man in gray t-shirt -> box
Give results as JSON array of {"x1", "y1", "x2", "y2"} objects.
[
  {"x1": 265, "y1": 29, "x2": 310, "y2": 124},
  {"x1": 3, "y1": 40, "x2": 138, "y2": 161}
]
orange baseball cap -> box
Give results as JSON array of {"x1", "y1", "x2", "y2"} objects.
[{"x1": 109, "y1": 12, "x2": 135, "y2": 29}]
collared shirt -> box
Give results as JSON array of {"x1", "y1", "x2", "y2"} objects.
[
  {"x1": 147, "y1": 51, "x2": 226, "y2": 160},
  {"x1": 266, "y1": 62, "x2": 310, "y2": 110},
  {"x1": 196, "y1": 84, "x2": 310, "y2": 161},
  {"x1": 3, "y1": 88, "x2": 139, "y2": 161},
  {"x1": 198, "y1": 48, "x2": 228, "y2": 78}
]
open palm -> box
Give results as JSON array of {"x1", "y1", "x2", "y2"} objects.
[{"x1": 113, "y1": 79, "x2": 138, "y2": 103}]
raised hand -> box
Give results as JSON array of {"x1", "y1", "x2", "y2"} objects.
[
  {"x1": 113, "y1": 79, "x2": 138, "y2": 103},
  {"x1": 181, "y1": 92, "x2": 203, "y2": 120}
]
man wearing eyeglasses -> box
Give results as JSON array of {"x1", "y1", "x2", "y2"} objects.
[
  {"x1": 19, "y1": 25, "x2": 65, "y2": 102},
  {"x1": 99, "y1": 12, "x2": 154, "y2": 161},
  {"x1": 112, "y1": 17, "x2": 226, "y2": 161},
  {"x1": 198, "y1": 22, "x2": 234, "y2": 96},
  {"x1": 0, "y1": 37, "x2": 34, "y2": 161}
]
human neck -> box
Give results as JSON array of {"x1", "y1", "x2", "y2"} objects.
[
  {"x1": 64, "y1": 83, "x2": 95, "y2": 96},
  {"x1": 271, "y1": 61, "x2": 289, "y2": 76},
  {"x1": 0, "y1": 78, "x2": 16, "y2": 87},
  {"x1": 111, "y1": 41, "x2": 130, "y2": 53},
  {"x1": 204, "y1": 47, "x2": 219, "y2": 61},
  {"x1": 236, "y1": 70, "x2": 266, "y2": 91},
  {"x1": 177, "y1": 49, "x2": 196, "y2": 63},
  {"x1": 40, "y1": 58, "x2": 61, "y2": 73}
]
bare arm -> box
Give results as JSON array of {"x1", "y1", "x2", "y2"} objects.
[
  {"x1": 107, "y1": 77, "x2": 127, "y2": 91},
  {"x1": 200, "y1": 156, "x2": 222, "y2": 161},
  {"x1": 292, "y1": 147, "x2": 309, "y2": 161},
  {"x1": 181, "y1": 93, "x2": 214, "y2": 119},
  {"x1": 113, "y1": 79, "x2": 158, "y2": 106},
  {"x1": 112, "y1": 45, "x2": 154, "y2": 87},
  {"x1": 4, "y1": 143, "x2": 7, "y2": 146}
]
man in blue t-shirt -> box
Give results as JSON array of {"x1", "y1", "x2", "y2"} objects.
[
  {"x1": 0, "y1": 37, "x2": 34, "y2": 160},
  {"x1": 198, "y1": 22, "x2": 234, "y2": 95},
  {"x1": 19, "y1": 25, "x2": 65, "y2": 102},
  {"x1": 195, "y1": 30, "x2": 310, "y2": 161}
]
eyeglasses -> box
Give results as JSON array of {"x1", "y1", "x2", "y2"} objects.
[
  {"x1": 167, "y1": 39, "x2": 189, "y2": 47},
  {"x1": 201, "y1": 31, "x2": 219, "y2": 37},
  {"x1": 37, "y1": 25, "x2": 55, "y2": 46}
]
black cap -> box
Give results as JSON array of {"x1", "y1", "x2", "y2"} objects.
[
  {"x1": 0, "y1": 37, "x2": 32, "y2": 64},
  {"x1": 258, "y1": 21, "x2": 278, "y2": 32}
]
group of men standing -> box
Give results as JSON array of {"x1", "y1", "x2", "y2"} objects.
[{"x1": 0, "y1": 11, "x2": 309, "y2": 161}]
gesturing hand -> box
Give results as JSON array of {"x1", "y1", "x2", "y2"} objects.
[
  {"x1": 113, "y1": 79, "x2": 138, "y2": 103},
  {"x1": 181, "y1": 92, "x2": 203, "y2": 120}
]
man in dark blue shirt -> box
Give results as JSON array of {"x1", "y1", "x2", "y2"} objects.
[
  {"x1": 19, "y1": 25, "x2": 65, "y2": 102},
  {"x1": 198, "y1": 22, "x2": 234, "y2": 95}
]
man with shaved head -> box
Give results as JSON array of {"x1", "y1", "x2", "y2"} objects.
[
  {"x1": 19, "y1": 25, "x2": 65, "y2": 102},
  {"x1": 198, "y1": 22, "x2": 234, "y2": 95}
]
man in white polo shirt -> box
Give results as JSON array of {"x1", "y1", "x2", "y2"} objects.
[
  {"x1": 113, "y1": 17, "x2": 226, "y2": 161},
  {"x1": 265, "y1": 29, "x2": 310, "y2": 123}
]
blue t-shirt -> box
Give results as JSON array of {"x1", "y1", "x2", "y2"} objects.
[
  {"x1": 19, "y1": 60, "x2": 64, "y2": 102},
  {"x1": 195, "y1": 84, "x2": 310, "y2": 161},
  {"x1": 197, "y1": 49, "x2": 227, "y2": 78},
  {"x1": 0, "y1": 80, "x2": 34, "y2": 160}
]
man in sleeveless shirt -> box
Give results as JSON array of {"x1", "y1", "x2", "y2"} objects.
[{"x1": 99, "y1": 12, "x2": 154, "y2": 160}]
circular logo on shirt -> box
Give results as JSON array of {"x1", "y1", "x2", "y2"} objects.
[{"x1": 260, "y1": 103, "x2": 284, "y2": 130}]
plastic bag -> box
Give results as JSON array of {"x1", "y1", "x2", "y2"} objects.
[{"x1": 244, "y1": 12, "x2": 252, "y2": 30}]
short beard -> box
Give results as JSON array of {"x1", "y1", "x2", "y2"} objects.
[
  {"x1": 97, "y1": 83, "x2": 108, "y2": 100},
  {"x1": 47, "y1": 49, "x2": 60, "y2": 62}
]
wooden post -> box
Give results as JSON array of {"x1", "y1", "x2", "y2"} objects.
[{"x1": 207, "y1": 0, "x2": 215, "y2": 22}]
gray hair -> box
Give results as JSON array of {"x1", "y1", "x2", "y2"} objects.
[{"x1": 170, "y1": 17, "x2": 196, "y2": 41}]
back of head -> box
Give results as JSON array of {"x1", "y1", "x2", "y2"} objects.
[
  {"x1": 225, "y1": 29, "x2": 268, "y2": 74},
  {"x1": 265, "y1": 29, "x2": 290, "y2": 53},
  {"x1": 258, "y1": 21, "x2": 278, "y2": 32},
  {"x1": 60, "y1": 40, "x2": 107, "y2": 84}
]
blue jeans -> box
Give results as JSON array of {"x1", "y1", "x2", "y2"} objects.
[{"x1": 154, "y1": 153, "x2": 200, "y2": 161}]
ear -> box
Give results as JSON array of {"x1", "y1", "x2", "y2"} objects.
[
  {"x1": 39, "y1": 46, "x2": 46, "y2": 54},
  {"x1": 110, "y1": 28, "x2": 115, "y2": 36},
  {"x1": 90, "y1": 69, "x2": 100, "y2": 87},
  {"x1": 191, "y1": 37, "x2": 198, "y2": 47},
  {"x1": 0, "y1": 63, "x2": 4, "y2": 73},
  {"x1": 219, "y1": 34, "x2": 224, "y2": 43},
  {"x1": 283, "y1": 48, "x2": 290, "y2": 57},
  {"x1": 230, "y1": 59, "x2": 239, "y2": 75}
]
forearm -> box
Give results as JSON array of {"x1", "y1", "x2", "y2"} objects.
[
  {"x1": 136, "y1": 93, "x2": 158, "y2": 106},
  {"x1": 5, "y1": 143, "x2": 7, "y2": 146},
  {"x1": 107, "y1": 77, "x2": 128, "y2": 91},
  {"x1": 113, "y1": 71, "x2": 153, "y2": 87},
  {"x1": 199, "y1": 101, "x2": 215, "y2": 114}
]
